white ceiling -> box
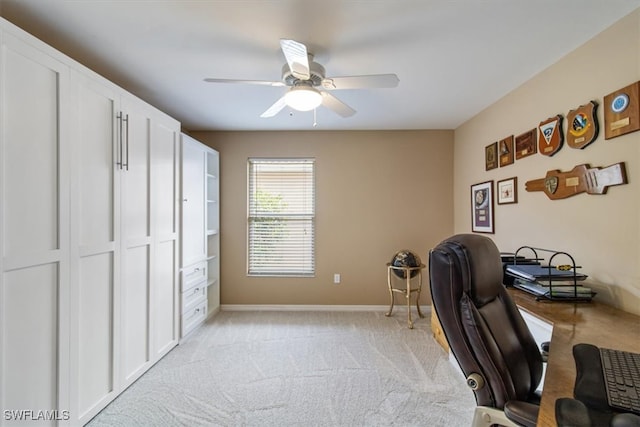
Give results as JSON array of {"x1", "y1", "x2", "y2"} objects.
[{"x1": 1, "y1": 0, "x2": 639, "y2": 131}]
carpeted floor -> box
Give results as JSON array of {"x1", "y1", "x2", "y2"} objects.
[{"x1": 87, "y1": 310, "x2": 475, "y2": 426}]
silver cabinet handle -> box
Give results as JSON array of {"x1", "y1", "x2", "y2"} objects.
[
  {"x1": 116, "y1": 112, "x2": 123, "y2": 169},
  {"x1": 123, "y1": 114, "x2": 129, "y2": 171}
]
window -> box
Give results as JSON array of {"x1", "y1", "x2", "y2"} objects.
[{"x1": 248, "y1": 158, "x2": 315, "y2": 276}]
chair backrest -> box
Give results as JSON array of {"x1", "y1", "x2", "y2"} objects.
[{"x1": 429, "y1": 234, "x2": 543, "y2": 409}]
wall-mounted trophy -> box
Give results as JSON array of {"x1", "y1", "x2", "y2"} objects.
[{"x1": 567, "y1": 101, "x2": 599, "y2": 149}]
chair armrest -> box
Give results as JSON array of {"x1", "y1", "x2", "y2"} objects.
[{"x1": 504, "y1": 400, "x2": 539, "y2": 427}]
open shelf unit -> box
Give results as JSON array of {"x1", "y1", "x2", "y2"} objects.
[{"x1": 206, "y1": 149, "x2": 220, "y2": 310}]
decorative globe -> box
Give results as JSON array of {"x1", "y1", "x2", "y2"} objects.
[{"x1": 391, "y1": 250, "x2": 422, "y2": 279}]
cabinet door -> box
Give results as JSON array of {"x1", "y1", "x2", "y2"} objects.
[
  {"x1": 181, "y1": 135, "x2": 207, "y2": 268},
  {"x1": 68, "y1": 70, "x2": 121, "y2": 423},
  {"x1": 119, "y1": 95, "x2": 153, "y2": 386},
  {"x1": 0, "y1": 32, "x2": 71, "y2": 420},
  {"x1": 150, "y1": 114, "x2": 180, "y2": 359}
]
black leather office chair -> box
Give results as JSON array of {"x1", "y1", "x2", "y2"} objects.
[{"x1": 429, "y1": 234, "x2": 543, "y2": 427}]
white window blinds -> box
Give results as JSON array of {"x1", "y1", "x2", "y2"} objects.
[{"x1": 248, "y1": 158, "x2": 315, "y2": 276}]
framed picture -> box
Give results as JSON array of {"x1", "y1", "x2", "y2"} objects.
[
  {"x1": 497, "y1": 177, "x2": 518, "y2": 205},
  {"x1": 470, "y1": 180, "x2": 494, "y2": 233},
  {"x1": 485, "y1": 142, "x2": 498, "y2": 170},
  {"x1": 499, "y1": 135, "x2": 514, "y2": 167}
]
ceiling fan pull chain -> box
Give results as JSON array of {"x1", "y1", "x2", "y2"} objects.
[{"x1": 313, "y1": 108, "x2": 318, "y2": 127}]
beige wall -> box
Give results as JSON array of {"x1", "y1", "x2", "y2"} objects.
[
  {"x1": 454, "y1": 10, "x2": 640, "y2": 314},
  {"x1": 191, "y1": 130, "x2": 453, "y2": 306}
]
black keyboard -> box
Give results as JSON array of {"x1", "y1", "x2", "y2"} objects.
[{"x1": 600, "y1": 347, "x2": 640, "y2": 415}]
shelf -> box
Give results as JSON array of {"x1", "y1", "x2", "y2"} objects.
[
  {"x1": 206, "y1": 254, "x2": 217, "y2": 261},
  {"x1": 208, "y1": 279, "x2": 218, "y2": 287},
  {"x1": 207, "y1": 229, "x2": 218, "y2": 236},
  {"x1": 206, "y1": 173, "x2": 217, "y2": 179}
]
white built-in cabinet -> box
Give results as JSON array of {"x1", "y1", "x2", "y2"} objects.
[
  {"x1": 180, "y1": 134, "x2": 220, "y2": 337},
  {"x1": 0, "y1": 29, "x2": 72, "y2": 424},
  {"x1": 0, "y1": 17, "x2": 180, "y2": 426}
]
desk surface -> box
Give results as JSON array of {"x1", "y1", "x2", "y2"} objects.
[{"x1": 507, "y1": 288, "x2": 640, "y2": 427}]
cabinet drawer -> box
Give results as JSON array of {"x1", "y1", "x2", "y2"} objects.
[
  {"x1": 181, "y1": 300, "x2": 207, "y2": 336},
  {"x1": 181, "y1": 261, "x2": 207, "y2": 292},
  {"x1": 182, "y1": 282, "x2": 206, "y2": 311}
]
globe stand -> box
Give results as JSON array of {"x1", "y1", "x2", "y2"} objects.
[{"x1": 385, "y1": 263, "x2": 425, "y2": 329}]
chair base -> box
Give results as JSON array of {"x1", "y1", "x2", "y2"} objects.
[{"x1": 472, "y1": 406, "x2": 521, "y2": 427}]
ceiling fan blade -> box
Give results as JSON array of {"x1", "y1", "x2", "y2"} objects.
[
  {"x1": 260, "y1": 96, "x2": 288, "y2": 118},
  {"x1": 321, "y1": 74, "x2": 399, "y2": 90},
  {"x1": 280, "y1": 39, "x2": 310, "y2": 80},
  {"x1": 204, "y1": 78, "x2": 285, "y2": 87},
  {"x1": 321, "y1": 92, "x2": 356, "y2": 118}
]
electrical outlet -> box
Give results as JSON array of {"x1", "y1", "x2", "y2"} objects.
[{"x1": 333, "y1": 273, "x2": 341, "y2": 284}]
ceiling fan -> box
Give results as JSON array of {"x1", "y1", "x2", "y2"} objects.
[{"x1": 204, "y1": 39, "x2": 399, "y2": 118}]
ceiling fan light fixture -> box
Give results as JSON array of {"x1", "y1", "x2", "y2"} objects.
[{"x1": 285, "y1": 85, "x2": 322, "y2": 111}]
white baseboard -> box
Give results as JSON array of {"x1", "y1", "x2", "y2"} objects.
[
  {"x1": 207, "y1": 305, "x2": 220, "y2": 320},
  {"x1": 221, "y1": 304, "x2": 432, "y2": 314}
]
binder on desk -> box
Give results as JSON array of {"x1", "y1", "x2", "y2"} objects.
[
  {"x1": 512, "y1": 278, "x2": 593, "y2": 298},
  {"x1": 500, "y1": 253, "x2": 540, "y2": 287},
  {"x1": 506, "y1": 264, "x2": 588, "y2": 282}
]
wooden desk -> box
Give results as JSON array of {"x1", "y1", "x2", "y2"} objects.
[{"x1": 507, "y1": 288, "x2": 640, "y2": 426}]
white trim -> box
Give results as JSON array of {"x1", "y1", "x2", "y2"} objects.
[
  {"x1": 206, "y1": 305, "x2": 220, "y2": 320},
  {"x1": 221, "y1": 304, "x2": 432, "y2": 314}
]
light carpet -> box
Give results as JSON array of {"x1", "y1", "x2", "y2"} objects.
[{"x1": 87, "y1": 310, "x2": 475, "y2": 426}]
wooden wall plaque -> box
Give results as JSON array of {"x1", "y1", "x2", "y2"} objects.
[
  {"x1": 515, "y1": 129, "x2": 537, "y2": 160},
  {"x1": 485, "y1": 142, "x2": 498, "y2": 170},
  {"x1": 499, "y1": 135, "x2": 514, "y2": 167},
  {"x1": 604, "y1": 81, "x2": 640, "y2": 139},
  {"x1": 525, "y1": 162, "x2": 627, "y2": 200},
  {"x1": 567, "y1": 101, "x2": 599, "y2": 149},
  {"x1": 538, "y1": 115, "x2": 563, "y2": 156}
]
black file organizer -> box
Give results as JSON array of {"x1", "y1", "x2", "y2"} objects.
[{"x1": 508, "y1": 246, "x2": 595, "y2": 302}]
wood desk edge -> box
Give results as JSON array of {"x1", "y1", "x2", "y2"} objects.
[{"x1": 507, "y1": 288, "x2": 640, "y2": 427}]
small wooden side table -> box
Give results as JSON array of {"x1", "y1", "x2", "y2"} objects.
[{"x1": 385, "y1": 263, "x2": 426, "y2": 329}]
